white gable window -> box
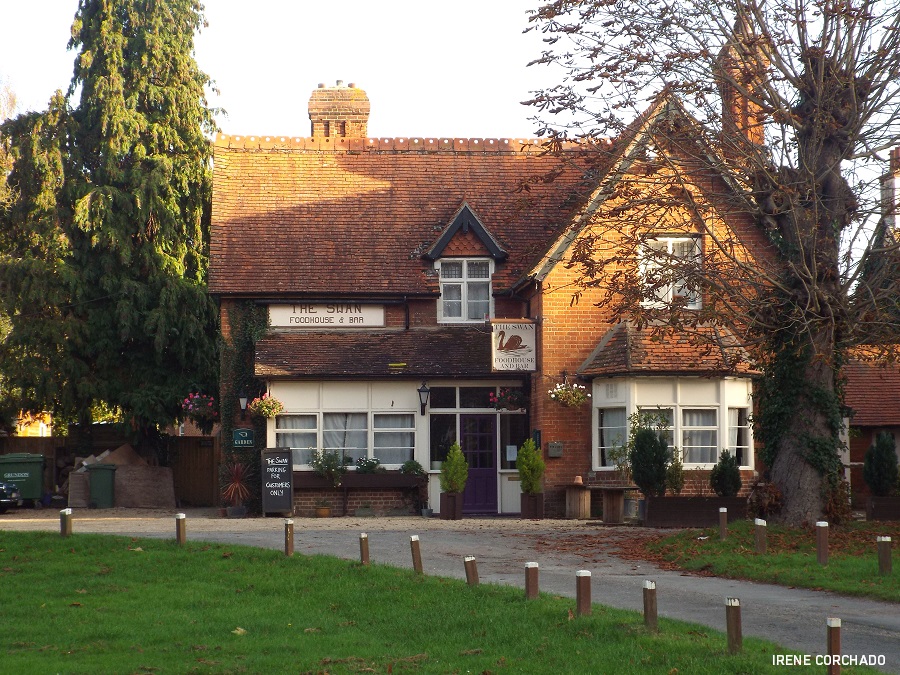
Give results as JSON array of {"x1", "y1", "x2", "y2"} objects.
[
  {"x1": 437, "y1": 258, "x2": 493, "y2": 323},
  {"x1": 640, "y1": 236, "x2": 702, "y2": 309}
]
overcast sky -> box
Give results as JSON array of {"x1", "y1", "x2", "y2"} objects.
[{"x1": 0, "y1": 1, "x2": 558, "y2": 139}]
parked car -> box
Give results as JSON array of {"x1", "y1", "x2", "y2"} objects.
[{"x1": 0, "y1": 480, "x2": 20, "y2": 513}]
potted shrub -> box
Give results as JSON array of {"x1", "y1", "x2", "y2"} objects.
[
  {"x1": 629, "y1": 428, "x2": 669, "y2": 498},
  {"x1": 221, "y1": 460, "x2": 252, "y2": 517},
  {"x1": 439, "y1": 443, "x2": 468, "y2": 520},
  {"x1": 517, "y1": 438, "x2": 545, "y2": 519},
  {"x1": 709, "y1": 450, "x2": 742, "y2": 497},
  {"x1": 864, "y1": 431, "x2": 900, "y2": 520}
]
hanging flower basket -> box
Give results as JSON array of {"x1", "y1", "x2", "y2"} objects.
[
  {"x1": 489, "y1": 387, "x2": 528, "y2": 411},
  {"x1": 247, "y1": 393, "x2": 285, "y2": 418},
  {"x1": 548, "y1": 382, "x2": 591, "y2": 408},
  {"x1": 181, "y1": 392, "x2": 218, "y2": 435}
]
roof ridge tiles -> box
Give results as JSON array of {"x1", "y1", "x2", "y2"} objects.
[{"x1": 214, "y1": 133, "x2": 588, "y2": 153}]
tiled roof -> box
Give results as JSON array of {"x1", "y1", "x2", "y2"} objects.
[
  {"x1": 211, "y1": 136, "x2": 598, "y2": 297},
  {"x1": 844, "y1": 360, "x2": 900, "y2": 426},
  {"x1": 578, "y1": 322, "x2": 754, "y2": 377},
  {"x1": 256, "y1": 327, "x2": 493, "y2": 378}
]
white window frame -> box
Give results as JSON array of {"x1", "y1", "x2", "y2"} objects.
[
  {"x1": 639, "y1": 236, "x2": 702, "y2": 309},
  {"x1": 373, "y1": 412, "x2": 416, "y2": 465},
  {"x1": 681, "y1": 408, "x2": 719, "y2": 464},
  {"x1": 436, "y1": 257, "x2": 494, "y2": 323},
  {"x1": 597, "y1": 407, "x2": 627, "y2": 468},
  {"x1": 727, "y1": 407, "x2": 751, "y2": 466},
  {"x1": 276, "y1": 410, "x2": 416, "y2": 469}
]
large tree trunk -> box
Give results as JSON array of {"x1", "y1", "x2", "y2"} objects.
[{"x1": 766, "y1": 331, "x2": 842, "y2": 526}]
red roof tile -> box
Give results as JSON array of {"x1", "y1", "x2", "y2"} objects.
[
  {"x1": 844, "y1": 361, "x2": 900, "y2": 426},
  {"x1": 210, "y1": 137, "x2": 597, "y2": 297},
  {"x1": 578, "y1": 323, "x2": 753, "y2": 377},
  {"x1": 256, "y1": 327, "x2": 493, "y2": 378}
]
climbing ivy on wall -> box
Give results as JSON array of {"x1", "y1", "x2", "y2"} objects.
[{"x1": 218, "y1": 300, "x2": 269, "y2": 511}]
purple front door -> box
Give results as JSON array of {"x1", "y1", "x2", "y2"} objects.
[{"x1": 460, "y1": 414, "x2": 497, "y2": 513}]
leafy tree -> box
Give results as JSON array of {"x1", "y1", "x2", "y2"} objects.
[
  {"x1": 527, "y1": 0, "x2": 900, "y2": 524},
  {"x1": 0, "y1": 0, "x2": 218, "y2": 450}
]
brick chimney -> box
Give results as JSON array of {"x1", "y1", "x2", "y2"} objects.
[
  {"x1": 714, "y1": 17, "x2": 768, "y2": 151},
  {"x1": 308, "y1": 80, "x2": 370, "y2": 138}
]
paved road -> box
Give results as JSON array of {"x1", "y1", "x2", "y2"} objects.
[{"x1": 3, "y1": 508, "x2": 898, "y2": 673}]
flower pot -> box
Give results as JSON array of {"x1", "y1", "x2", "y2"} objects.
[
  {"x1": 315, "y1": 506, "x2": 332, "y2": 518},
  {"x1": 226, "y1": 505, "x2": 247, "y2": 518},
  {"x1": 520, "y1": 493, "x2": 544, "y2": 519},
  {"x1": 421, "y1": 508, "x2": 433, "y2": 518},
  {"x1": 439, "y1": 492, "x2": 463, "y2": 520}
]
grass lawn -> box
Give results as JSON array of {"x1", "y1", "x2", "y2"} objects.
[
  {"x1": 647, "y1": 520, "x2": 899, "y2": 602},
  {"x1": 0, "y1": 531, "x2": 873, "y2": 674}
]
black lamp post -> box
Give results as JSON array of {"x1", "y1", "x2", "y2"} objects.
[
  {"x1": 417, "y1": 381, "x2": 431, "y2": 416},
  {"x1": 238, "y1": 390, "x2": 248, "y2": 420}
]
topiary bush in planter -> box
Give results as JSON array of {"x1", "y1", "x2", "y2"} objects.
[
  {"x1": 709, "y1": 450, "x2": 742, "y2": 497},
  {"x1": 439, "y1": 443, "x2": 468, "y2": 520},
  {"x1": 629, "y1": 428, "x2": 669, "y2": 497},
  {"x1": 517, "y1": 438, "x2": 545, "y2": 518}
]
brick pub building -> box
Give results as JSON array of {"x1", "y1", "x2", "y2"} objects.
[{"x1": 210, "y1": 81, "x2": 762, "y2": 517}]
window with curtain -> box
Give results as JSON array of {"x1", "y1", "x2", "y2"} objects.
[
  {"x1": 437, "y1": 258, "x2": 492, "y2": 322},
  {"x1": 276, "y1": 414, "x2": 318, "y2": 466},
  {"x1": 639, "y1": 236, "x2": 702, "y2": 309},
  {"x1": 597, "y1": 407, "x2": 627, "y2": 467},
  {"x1": 323, "y1": 413, "x2": 368, "y2": 464},
  {"x1": 682, "y1": 408, "x2": 717, "y2": 464},
  {"x1": 728, "y1": 407, "x2": 750, "y2": 466},
  {"x1": 373, "y1": 413, "x2": 415, "y2": 464},
  {"x1": 636, "y1": 407, "x2": 675, "y2": 450}
]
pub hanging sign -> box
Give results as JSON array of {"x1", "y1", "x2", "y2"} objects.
[{"x1": 491, "y1": 321, "x2": 536, "y2": 372}]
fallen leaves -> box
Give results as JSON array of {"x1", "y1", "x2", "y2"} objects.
[{"x1": 231, "y1": 627, "x2": 247, "y2": 636}]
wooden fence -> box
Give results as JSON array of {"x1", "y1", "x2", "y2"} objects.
[{"x1": 0, "y1": 434, "x2": 222, "y2": 507}]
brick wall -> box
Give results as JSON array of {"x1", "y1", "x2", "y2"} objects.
[{"x1": 293, "y1": 488, "x2": 416, "y2": 517}]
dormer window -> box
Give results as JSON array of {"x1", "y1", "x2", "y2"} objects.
[
  {"x1": 437, "y1": 258, "x2": 493, "y2": 323},
  {"x1": 639, "y1": 236, "x2": 702, "y2": 309}
]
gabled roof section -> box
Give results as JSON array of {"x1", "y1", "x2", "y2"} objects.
[
  {"x1": 424, "y1": 202, "x2": 508, "y2": 261},
  {"x1": 844, "y1": 360, "x2": 900, "y2": 427},
  {"x1": 578, "y1": 322, "x2": 754, "y2": 378},
  {"x1": 522, "y1": 92, "x2": 729, "y2": 287}
]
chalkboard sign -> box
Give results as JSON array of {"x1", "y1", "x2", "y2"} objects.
[{"x1": 261, "y1": 449, "x2": 293, "y2": 514}]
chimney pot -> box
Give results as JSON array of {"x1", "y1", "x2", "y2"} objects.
[
  {"x1": 317, "y1": 83, "x2": 326, "y2": 88},
  {"x1": 336, "y1": 79, "x2": 344, "y2": 87}
]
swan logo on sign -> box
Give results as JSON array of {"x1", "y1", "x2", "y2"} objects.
[{"x1": 492, "y1": 322, "x2": 536, "y2": 372}]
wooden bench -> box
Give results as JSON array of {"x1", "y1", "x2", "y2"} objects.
[{"x1": 565, "y1": 483, "x2": 636, "y2": 522}]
